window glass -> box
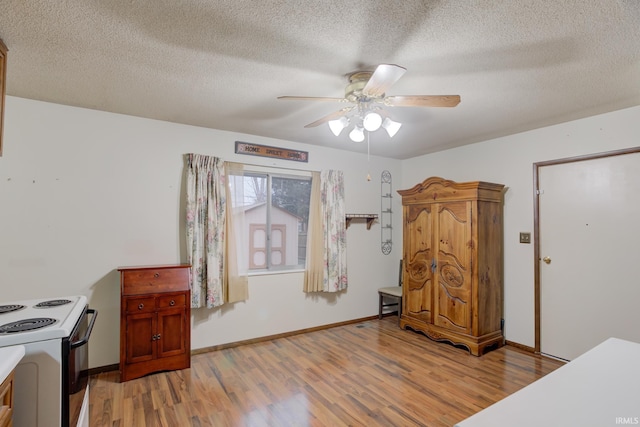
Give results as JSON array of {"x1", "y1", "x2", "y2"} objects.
[{"x1": 228, "y1": 169, "x2": 311, "y2": 271}]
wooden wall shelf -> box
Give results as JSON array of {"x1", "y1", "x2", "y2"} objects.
[{"x1": 345, "y1": 214, "x2": 378, "y2": 230}]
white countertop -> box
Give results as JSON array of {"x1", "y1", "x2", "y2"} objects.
[
  {"x1": 0, "y1": 345, "x2": 25, "y2": 382},
  {"x1": 456, "y1": 337, "x2": 640, "y2": 427}
]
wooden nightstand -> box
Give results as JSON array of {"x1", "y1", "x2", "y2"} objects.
[{"x1": 118, "y1": 264, "x2": 191, "y2": 382}]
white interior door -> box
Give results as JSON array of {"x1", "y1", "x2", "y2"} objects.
[{"x1": 539, "y1": 151, "x2": 640, "y2": 361}]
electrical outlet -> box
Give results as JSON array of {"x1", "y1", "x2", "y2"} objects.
[{"x1": 519, "y1": 232, "x2": 531, "y2": 244}]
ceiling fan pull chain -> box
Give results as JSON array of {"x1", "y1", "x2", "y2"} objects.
[{"x1": 367, "y1": 131, "x2": 371, "y2": 181}]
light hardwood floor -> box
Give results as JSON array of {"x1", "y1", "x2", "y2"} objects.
[{"x1": 89, "y1": 317, "x2": 564, "y2": 427}]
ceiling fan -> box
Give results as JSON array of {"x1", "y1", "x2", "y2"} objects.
[{"x1": 278, "y1": 64, "x2": 460, "y2": 140}]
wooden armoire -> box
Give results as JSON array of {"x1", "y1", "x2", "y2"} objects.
[{"x1": 398, "y1": 177, "x2": 505, "y2": 356}]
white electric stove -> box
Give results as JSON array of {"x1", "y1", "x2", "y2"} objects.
[{"x1": 0, "y1": 295, "x2": 97, "y2": 427}]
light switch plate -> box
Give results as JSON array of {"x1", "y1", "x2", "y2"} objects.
[{"x1": 519, "y1": 232, "x2": 531, "y2": 244}]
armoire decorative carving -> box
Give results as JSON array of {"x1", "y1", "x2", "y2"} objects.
[{"x1": 398, "y1": 177, "x2": 505, "y2": 356}]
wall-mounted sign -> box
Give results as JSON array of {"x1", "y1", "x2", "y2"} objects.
[{"x1": 235, "y1": 141, "x2": 308, "y2": 163}]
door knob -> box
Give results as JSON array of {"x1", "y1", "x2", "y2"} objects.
[{"x1": 542, "y1": 256, "x2": 551, "y2": 264}]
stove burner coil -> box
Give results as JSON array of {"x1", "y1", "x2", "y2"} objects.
[
  {"x1": 0, "y1": 304, "x2": 26, "y2": 314},
  {"x1": 0, "y1": 317, "x2": 57, "y2": 333},
  {"x1": 34, "y1": 299, "x2": 73, "y2": 308}
]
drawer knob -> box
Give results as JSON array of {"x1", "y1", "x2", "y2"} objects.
[
  {"x1": 170, "y1": 300, "x2": 175, "y2": 306},
  {"x1": 154, "y1": 273, "x2": 160, "y2": 278},
  {"x1": 138, "y1": 303, "x2": 144, "y2": 310}
]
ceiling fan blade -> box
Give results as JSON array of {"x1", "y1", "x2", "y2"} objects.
[
  {"x1": 384, "y1": 95, "x2": 461, "y2": 107},
  {"x1": 304, "y1": 106, "x2": 355, "y2": 128},
  {"x1": 362, "y1": 64, "x2": 407, "y2": 97},
  {"x1": 278, "y1": 96, "x2": 347, "y2": 102}
]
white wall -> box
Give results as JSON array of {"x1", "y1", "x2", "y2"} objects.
[
  {"x1": 2, "y1": 95, "x2": 636, "y2": 366},
  {"x1": 0, "y1": 96, "x2": 404, "y2": 368},
  {"x1": 401, "y1": 105, "x2": 640, "y2": 348}
]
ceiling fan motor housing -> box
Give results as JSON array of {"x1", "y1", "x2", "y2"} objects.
[{"x1": 345, "y1": 71, "x2": 381, "y2": 103}]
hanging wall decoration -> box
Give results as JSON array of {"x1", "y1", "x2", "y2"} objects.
[
  {"x1": 235, "y1": 141, "x2": 308, "y2": 163},
  {"x1": 381, "y1": 170, "x2": 393, "y2": 255}
]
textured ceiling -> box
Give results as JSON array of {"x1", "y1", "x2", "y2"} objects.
[{"x1": 1, "y1": 0, "x2": 639, "y2": 159}]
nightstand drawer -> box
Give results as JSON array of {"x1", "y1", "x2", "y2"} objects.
[
  {"x1": 120, "y1": 265, "x2": 190, "y2": 295},
  {"x1": 157, "y1": 294, "x2": 186, "y2": 309},
  {"x1": 125, "y1": 297, "x2": 155, "y2": 313}
]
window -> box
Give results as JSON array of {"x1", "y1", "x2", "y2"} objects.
[{"x1": 228, "y1": 168, "x2": 312, "y2": 272}]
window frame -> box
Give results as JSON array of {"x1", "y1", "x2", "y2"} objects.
[{"x1": 230, "y1": 165, "x2": 312, "y2": 274}]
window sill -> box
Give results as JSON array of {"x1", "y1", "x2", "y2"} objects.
[{"x1": 248, "y1": 268, "x2": 305, "y2": 277}]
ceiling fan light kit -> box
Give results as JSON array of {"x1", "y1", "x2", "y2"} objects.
[
  {"x1": 278, "y1": 63, "x2": 460, "y2": 144},
  {"x1": 363, "y1": 111, "x2": 383, "y2": 132},
  {"x1": 382, "y1": 117, "x2": 402, "y2": 138},
  {"x1": 328, "y1": 116, "x2": 349, "y2": 136},
  {"x1": 349, "y1": 125, "x2": 365, "y2": 142}
]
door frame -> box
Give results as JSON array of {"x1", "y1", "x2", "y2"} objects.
[{"x1": 532, "y1": 146, "x2": 640, "y2": 353}]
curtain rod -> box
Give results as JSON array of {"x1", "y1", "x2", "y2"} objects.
[{"x1": 226, "y1": 160, "x2": 320, "y2": 174}]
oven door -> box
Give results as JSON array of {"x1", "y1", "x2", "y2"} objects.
[{"x1": 62, "y1": 306, "x2": 97, "y2": 427}]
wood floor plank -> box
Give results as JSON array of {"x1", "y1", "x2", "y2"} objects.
[{"x1": 89, "y1": 318, "x2": 564, "y2": 426}]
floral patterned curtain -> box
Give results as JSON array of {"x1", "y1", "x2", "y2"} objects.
[
  {"x1": 304, "y1": 170, "x2": 348, "y2": 292},
  {"x1": 185, "y1": 153, "x2": 226, "y2": 308}
]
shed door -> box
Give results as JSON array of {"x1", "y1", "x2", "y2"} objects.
[{"x1": 249, "y1": 224, "x2": 286, "y2": 269}]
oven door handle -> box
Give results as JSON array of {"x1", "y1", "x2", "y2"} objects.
[{"x1": 70, "y1": 308, "x2": 98, "y2": 349}]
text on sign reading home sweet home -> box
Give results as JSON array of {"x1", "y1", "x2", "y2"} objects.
[{"x1": 235, "y1": 141, "x2": 308, "y2": 163}]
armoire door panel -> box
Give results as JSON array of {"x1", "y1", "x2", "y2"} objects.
[
  {"x1": 436, "y1": 281, "x2": 469, "y2": 331},
  {"x1": 406, "y1": 253, "x2": 433, "y2": 321},
  {"x1": 438, "y1": 258, "x2": 470, "y2": 294},
  {"x1": 435, "y1": 260, "x2": 471, "y2": 331},
  {"x1": 435, "y1": 201, "x2": 472, "y2": 332},
  {"x1": 407, "y1": 290, "x2": 433, "y2": 321},
  {"x1": 406, "y1": 205, "x2": 432, "y2": 255},
  {"x1": 405, "y1": 206, "x2": 433, "y2": 321},
  {"x1": 436, "y1": 202, "x2": 471, "y2": 270}
]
